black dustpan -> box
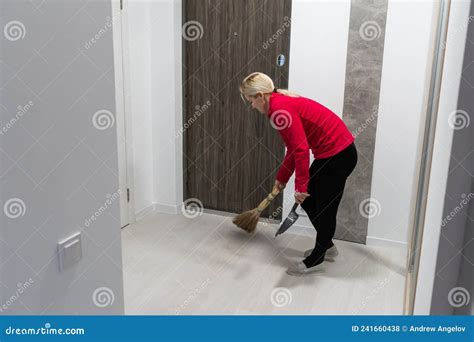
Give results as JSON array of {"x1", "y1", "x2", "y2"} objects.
[{"x1": 275, "y1": 203, "x2": 299, "y2": 238}]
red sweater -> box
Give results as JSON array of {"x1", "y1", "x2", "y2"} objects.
[{"x1": 268, "y1": 92, "x2": 355, "y2": 193}]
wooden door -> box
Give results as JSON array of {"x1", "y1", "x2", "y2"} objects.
[{"x1": 183, "y1": 0, "x2": 292, "y2": 219}]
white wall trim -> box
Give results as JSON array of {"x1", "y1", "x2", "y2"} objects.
[
  {"x1": 277, "y1": 224, "x2": 408, "y2": 250},
  {"x1": 413, "y1": 0, "x2": 471, "y2": 314},
  {"x1": 366, "y1": 236, "x2": 408, "y2": 249},
  {"x1": 174, "y1": 0, "x2": 184, "y2": 209},
  {"x1": 135, "y1": 202, "x2": 180, "y2": 223},
  {"x1": 155, "y1": 202, "x2": 179, "y2": 215},
  {"x1": 112, "y1": 0, "x2": 136, "y2": 227}
]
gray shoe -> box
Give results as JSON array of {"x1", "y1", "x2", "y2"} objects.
[
  {"x1": 286, "y1": 261, "x2": 325, "y2": 276},
  {"x1": 304, "y1": 245, "x2": 339, "y2": 259}
]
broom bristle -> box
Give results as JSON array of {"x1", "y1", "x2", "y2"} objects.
[
  {"x1": 232, "y1": 184, "x2": 281, "y2": 234},
  {"x1": 232, "y1": 209, "x2": 261, "y2": 233}
]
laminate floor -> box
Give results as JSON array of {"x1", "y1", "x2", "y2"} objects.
[{"x1": 122, "y1": 211, "x2": 406, "y2": 315}]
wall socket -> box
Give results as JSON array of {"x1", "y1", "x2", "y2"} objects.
[{"x1": 57, "y1": 232, "x2": 82, "y2": 272}]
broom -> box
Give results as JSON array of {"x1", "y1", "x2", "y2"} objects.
[{"x1": 232, "y1": 184, "x2": 282, "y2": 233}]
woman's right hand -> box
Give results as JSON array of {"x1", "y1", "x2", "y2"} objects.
[{"x1": 274, "y1": 180, "x2": 286, "y2": 190}]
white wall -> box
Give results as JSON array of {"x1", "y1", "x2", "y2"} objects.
[
  {"x1": 124, "y1": 0, "x2": 183, "y2": 219},
  {"x1": 366, "y1": 0, "x2": 437, "y2": 247},
  {"x1": 150, "y1": 0, "x2": 183, "y2": 214},
  {"x1": 414, "y1": 0, "x2": 471, "y2": 314}
]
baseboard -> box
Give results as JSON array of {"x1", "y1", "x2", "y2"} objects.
[
  {"x1": 154, "y1": 202, "x2": 179, "y2": 215},
  {"x1": 282, "y1": 225, "x2": 408, "y2": 250},
  {"x1": 366, "y1": 235, "x2": 407, "y2": 249},
  {"x1": 135, "y1": 202, "x2": 178, "y2": 223},
  {"x1": 135, "y1": 203, "x2": 156, "y2": 222},
  {"x1": 202, "y1": 208, "x2": 236, "y2": 218}
]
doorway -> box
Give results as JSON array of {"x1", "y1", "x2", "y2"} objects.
[{"x1": 183, "y1": 0, "x2": 292, "y2": 220}]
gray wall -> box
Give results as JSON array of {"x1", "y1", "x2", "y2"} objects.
[
  {"x1": 431, "y1": 2, "x2": 473, "y2": 315},
  {"x1": 0, "y1": 0, "x2": 124, "y2": 314}
]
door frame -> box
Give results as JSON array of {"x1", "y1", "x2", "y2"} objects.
[
  {"x1": 112, "y1": 0, "x2": 136, "y2": 227},
  {"x1": 181, "y1": 0, "x2": 290, "y2": 217}
]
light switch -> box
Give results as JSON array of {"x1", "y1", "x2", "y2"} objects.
[{"x1": 58, "y1": 232, "x2": 82, "y2": 272}]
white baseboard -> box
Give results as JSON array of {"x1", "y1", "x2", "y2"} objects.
[
  {"x1": 134, "y1": 202, "x2": 178, "y2": 223},
  {"x1": 154, "y1": 202, "x2": 179, "y2": 215},
  {"x1": 282, "y1": 224, "x2": 408, "y2": 250},
  {"x1": 366, "y1": 235, "x2": 407, "y2": 249},
  {"x1": 134, "y1": 204, "x2": 156, "y2": 222},
  {"x1": 202, "y1": 208, "x2": 236, "y2": 218}
]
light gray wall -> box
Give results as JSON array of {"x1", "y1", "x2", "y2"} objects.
[
  {"x1": 430, "y1": 2, "x2": 473, "y2": 315},
  {"x1": 0, "y1": 0, "x2": 124, "y2": 314}
]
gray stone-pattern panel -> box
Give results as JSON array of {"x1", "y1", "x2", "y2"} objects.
[{"x1": 336, "y1": 0, "x2": 388, "y2": 244}]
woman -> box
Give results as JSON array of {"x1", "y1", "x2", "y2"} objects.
[{"x1": 239, "y1": 72, "x2": 358, "y2": 276}]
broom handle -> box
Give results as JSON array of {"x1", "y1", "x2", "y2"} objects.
[{"x1": 256, "y1": 184, "x2": 282, "y2": 212}]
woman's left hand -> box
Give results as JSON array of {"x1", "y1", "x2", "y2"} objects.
[{"x1": 294, "y1": 192, "x2": 310, "y2": 204}]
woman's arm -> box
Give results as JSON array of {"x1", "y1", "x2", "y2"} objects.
[
  {"x1": 275, "y1": 149, "x2": 295, "y2": 185},
  {"x1": 271, "y1": 109, "x2": 310, "y2": 193}
]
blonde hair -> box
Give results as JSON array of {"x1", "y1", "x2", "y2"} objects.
[{"x1": 239, "y1": 72, "x2": 298, "y2": 101}]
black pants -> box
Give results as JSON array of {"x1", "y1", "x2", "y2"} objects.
[{"x1": 300, "y1": 142, "x2": 358, "y2": 267}]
